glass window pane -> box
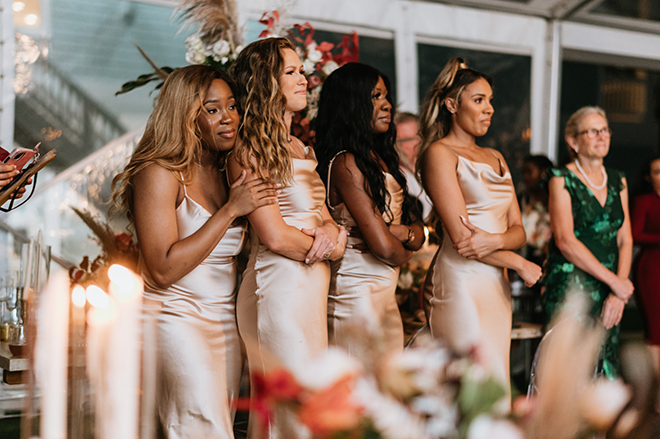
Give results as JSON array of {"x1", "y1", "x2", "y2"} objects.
[
  {"x1": 312, "y1": 29, "x2": 396, "y2": 103},
  {"x1": 560, "y1": 60, "x2": 659, "y2": 181}
]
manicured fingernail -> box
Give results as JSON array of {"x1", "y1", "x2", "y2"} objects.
[
  {"x1": 459, "y1": 215, "x2": 465, "y2": 221},
  {"x1": 305, "y1": 259, "x2": 309, "y2": 264},
  {"x1": 277, "y1": 190, "x2": 282, "y2": 194}
]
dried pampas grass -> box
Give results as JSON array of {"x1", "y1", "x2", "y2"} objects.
[{"x1": 176, "y1": 0, "x2": 242, "y2": 50}]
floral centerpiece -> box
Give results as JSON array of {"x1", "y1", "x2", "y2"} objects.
[{"x1": 235, "y1": 295, "x2": 642, "y2": 439}]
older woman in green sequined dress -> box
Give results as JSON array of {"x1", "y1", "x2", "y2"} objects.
[{"x1": 544, "y1": 106, "x2": 634, "y2": 378}]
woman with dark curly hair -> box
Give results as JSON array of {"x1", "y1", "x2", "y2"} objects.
[{"x1": 315, "y1": 63, "x2": 425, "y2": 355}]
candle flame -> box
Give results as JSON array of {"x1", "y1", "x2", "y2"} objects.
[
  {"x1": 86, "y1": 285, "x2": 109, "y2": 309},
  {"x1": 108, "y1": 264, "x2": 142, "y2": 301},
  {"x1": 71, "y1": 285, "x2": 86, "y2": 308}
]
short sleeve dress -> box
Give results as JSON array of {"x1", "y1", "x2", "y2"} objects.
[{"x1": 543, "y1": 167, "x2": 625, "y2": 379}]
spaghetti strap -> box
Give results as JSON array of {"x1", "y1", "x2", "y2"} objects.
[
  {"x1": 442, "y1": 144, "x2": 459, "y2": 157},
  {"x1": 179, "y1": 172, "x2": 188, "y2": 197},
  {"x1": 326, "y1": 150, "x2": 348, "y2": 210}
]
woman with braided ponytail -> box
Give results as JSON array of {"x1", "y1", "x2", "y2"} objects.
[{"x1": 418, "y1": 58, "x2": 542, "y2": 404}]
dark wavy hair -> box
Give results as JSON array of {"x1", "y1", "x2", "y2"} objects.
[{"x1": 315, "y1": 62, "x2": 416, "y2": 224}]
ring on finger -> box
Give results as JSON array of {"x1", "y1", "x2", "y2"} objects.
[{"x1": 323, "y1": 252, "x2": 331, "y2": 259}]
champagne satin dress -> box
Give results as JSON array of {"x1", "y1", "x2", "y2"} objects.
[
  {"x1": 237, "y1": 151, "x2": 330, "y2": 439},
  {"x1": 424, "y1": 150, "x2": 514, "y2": 392},
  {"x1": 143, "y1": 181, "x2": 247, "y2": 439},
  {"x1": 327, "y1": 152, "x2": 404, "y2": 354}
]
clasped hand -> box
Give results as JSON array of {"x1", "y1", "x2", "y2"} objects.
[
  {"x1": 454, "y1": 215, "x2": 499, "y2": 259},
  {"x1": 601, "y1": 294, "x2": 625, "y2": 329},
  {"x1": 302, "y1": 222, "x2": 347, "y2": 264}
]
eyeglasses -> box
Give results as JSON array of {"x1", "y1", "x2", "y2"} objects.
[{"x1": 577, "y1": 127, "x2": 612, "y2": 139}]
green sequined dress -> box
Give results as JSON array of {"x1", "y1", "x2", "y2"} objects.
[{"x1": 543, "y1": 167, "x2": 625, "y2": 379}]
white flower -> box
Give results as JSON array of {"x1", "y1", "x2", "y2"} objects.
[
  {"x1": 322, "y1": 60, "x2": 339, "y2": 76},
  {"x1": 307, "y1": 48, "x2": 323, "y2": 63},
  {"x1": 303, "y1": 59, "x2": 316, "y2": 75},
  {"x1": 354, "y1": 379, "x2": 428, "y2": 439},
  {"x1": 580, "y1": 379, "x2": 631, "y2": 431},
  {"x1": 185, "y1": 50, "x2": 206, "y2": 65},
  {"x1": 185, "y1": 34, "x2": 206, "y2": 65},
  {"x1": 232, "y1": 45, "x2": 244, "y2": 59},
  {"x1": 211, "y1": 39, "x2": 231, "y2": 58},
  {"x1": 467, "y1": 415, "x2": 524, "y2": 439},
  {"x1": 398, "y1": 270, "x2": 414, "y2": 290},
  {"x1": 296, "y1": 347, "x2": 362, "y2": 390}
]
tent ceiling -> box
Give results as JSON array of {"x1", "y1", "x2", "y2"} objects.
[
  {"x1": 425, "y1": 0, "x2": 660, "y2": 33},
  {"x1": 131, "y1": 0, "x2": 660, "y2": 35}
]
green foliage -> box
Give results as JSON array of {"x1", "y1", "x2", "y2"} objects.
[{"x1": 115, "y1": 66, "x2": 175, "y2": 96}]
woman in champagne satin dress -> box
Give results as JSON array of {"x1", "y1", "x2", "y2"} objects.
[
  {"x1": 418, "y1": 58, "x2": 542, "y2": 401},
  {"x1": 315, "y1": 63, "x2": 425, "y2": 355},
  {"x1": 111, "y1": 66, "x2": 277, "y2": 438},
  {"x1": 228, "y1": 38, "x2": 347, "y2": 439}
]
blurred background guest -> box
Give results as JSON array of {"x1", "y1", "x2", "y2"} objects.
[
  {"x1": 631, "y1": 154, "x2": 660, "y2": 387},
  {"x1": 394, "y1": 112, "x2": 433, "y2": 223},
  {"x1": 519, "y1": 154, "x2": 554, "y2": 268},
  {"x1": 544, "y1": 106, "x2": 633, "y2": 379}
]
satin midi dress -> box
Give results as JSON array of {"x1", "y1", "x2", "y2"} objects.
[
  {"x1": 142, "y1": 183, "x2": 247, "y2": 439},
  {"x1": 424, "y1": 152, "x2": 514, "y2": 393},
  {"x1": 327, "y1": 152, "x2": 405, "y2": 354},
  {"x1": 237, "y1": 153, "x2": 331, "y2": 439}
]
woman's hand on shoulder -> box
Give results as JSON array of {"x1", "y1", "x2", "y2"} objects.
[{"x1": 225, "y1": 170, "x2": 278, "y2": 218}]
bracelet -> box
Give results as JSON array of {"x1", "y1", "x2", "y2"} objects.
[{"x1": 403, "y1": 226, "x2": 415, "y2": 245}]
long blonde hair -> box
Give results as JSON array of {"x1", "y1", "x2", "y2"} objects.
[
  {"x1": 417, "y1": 58, "x2": 492, "y2": 178},
  {"x1": 111, "y1": 65, "x2": 235, "y2": 224},
  {"x1": 230, "y1": 37, "x2": 296, "y2": 183}
]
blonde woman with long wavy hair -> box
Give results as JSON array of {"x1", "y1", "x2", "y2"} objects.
[
  {"x1": 418, "y1": 58, "x2": 542, "y2": 406},
  {"x1": 228, "y1": 37, "x2": 347, "y2": 438},
  {"x1": 112, "y1": 65, "x2": 277, "y2": 438}
]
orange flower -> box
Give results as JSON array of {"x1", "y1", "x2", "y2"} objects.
[
  {"x1": 298, "y1": 376, "x2": 363, "y2": 438},
  {"x1": 115, "y1": 232, "x2": 134, "y2": 252},
  {"x1": 234, "y1": 369, "x2": 304, "y2": 428}
]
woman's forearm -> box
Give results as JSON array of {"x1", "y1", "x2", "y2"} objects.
[
  {"x1": 477, "y1": 249, "x2": 525, "y2": 271},
  {"x1": 616, "y1": 241, "x2": 633, "y2": 279},
  {"x1": 494, "y1": 224, "x2": 527, "y2": 251},
  {"x1": 555, "y1": 235, "x2": 618, "y2": 286}
]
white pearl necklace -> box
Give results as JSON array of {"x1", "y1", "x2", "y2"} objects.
[{"x1": 575, "y1": 159, "x2": 607, "y2": 190}]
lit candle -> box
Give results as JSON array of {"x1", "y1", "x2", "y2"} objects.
[
  {"x1": 34, "y1": 272, "x2": 70, "y2": 439},
  {"x1": 70, "y1": 285, "x2": 87, "y2": 439},
  {"x1": 86, "y1": 284, "x2": 117, "y2": 439},
  {"x1": 86, "y1": 265, "x2": 143, "y2": 439},
  {"x1": 107, "y1": 264, "x2": 143, "y2": 439}
]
